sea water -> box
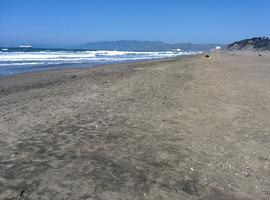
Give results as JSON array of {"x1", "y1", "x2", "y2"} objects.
[{"x1": 0, "y1": 48, "x2": 201, "y2": 75}]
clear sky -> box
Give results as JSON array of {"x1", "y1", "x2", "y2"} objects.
[{"x1": 0, "y1": 0, "x2": 269, "y2": 47}]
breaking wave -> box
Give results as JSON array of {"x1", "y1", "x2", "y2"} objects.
[{"x1": 0, "y1": 49, "x2": 202, "y2": 75}]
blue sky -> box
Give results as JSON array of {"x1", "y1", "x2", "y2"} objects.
[{"x1": 0, "y1": 0, "x2": 269, "y2": 47}]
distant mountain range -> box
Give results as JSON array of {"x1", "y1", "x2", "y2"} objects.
[
  {"x1": 227, "y1": 37, "x2": 270, "y2": 51},
  {"x1": 75, "y1": 40, "x2": 222, "y2": 51}
]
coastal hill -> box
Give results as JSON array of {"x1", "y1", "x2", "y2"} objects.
[
  {"x1": 227, "y1": 37, "x2": 270, "y2": 51},
  {"x1": 76, "y1": 40, "x2": 222, "y2": 51}
]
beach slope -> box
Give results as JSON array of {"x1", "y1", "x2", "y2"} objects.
[{"x1": 0, "y1": 51, "x2": 270, "y2": 199}]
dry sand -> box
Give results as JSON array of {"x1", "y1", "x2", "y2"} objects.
[{"x1": 0, "y1": 51, "x2": 270, "y2": 200}]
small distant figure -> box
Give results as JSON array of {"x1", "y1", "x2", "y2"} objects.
[
  {"x1": 259, "y1": 54, "x2": 262, "y2": 56},
  {"x1": 205, "y1": 54, "x2": 210, "y2": 58}
]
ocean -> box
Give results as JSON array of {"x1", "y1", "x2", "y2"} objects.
[{"x1": 0, "y1": 47, "x2": 202, "y2": 75}]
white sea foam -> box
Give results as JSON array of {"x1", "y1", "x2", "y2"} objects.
[{"x1": 0, "y1": 50, "x2": 202, "y2": 70}]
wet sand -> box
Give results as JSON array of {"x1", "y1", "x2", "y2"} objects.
[{"x1": 0, "y1": 51, "x2": 270, "y2": 199}]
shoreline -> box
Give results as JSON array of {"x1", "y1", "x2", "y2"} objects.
[
  {"x1": 0, "y1": 54, "x2": 199, "y2": 90},
  {"x1": 0, "y1": 49, "x2": 202, "y2": 77},
  {"x1": 1, "y1": 51, "x2": 270, "y2": 199},
  {"x1": 0, "y1": 54, "x2": 199, "y2": 78}
]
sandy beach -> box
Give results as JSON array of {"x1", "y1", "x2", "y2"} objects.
[{"x1": 1, "y1": 51, "x2": 270, "y2": 199}]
